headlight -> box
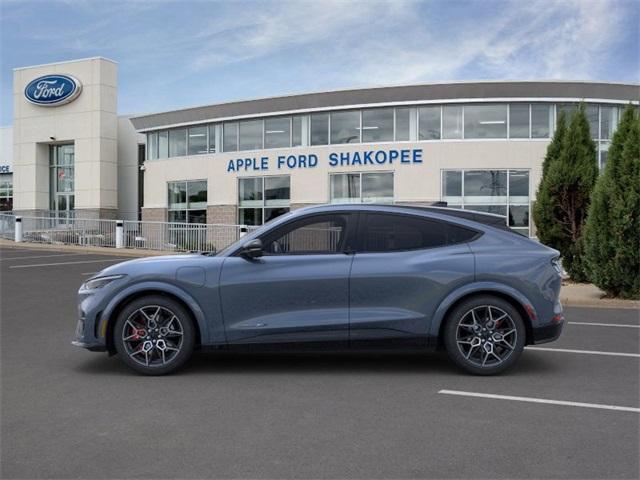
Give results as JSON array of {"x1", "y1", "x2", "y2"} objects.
[{"x1": 80, "y1": 274, "x2": 126, "y2": 292}]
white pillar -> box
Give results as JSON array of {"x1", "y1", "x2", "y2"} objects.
[
  {"x1": 15, "y1": 217, "x2": 23, "y2": 243},
  {"x1": 116, "y1": 220, "x2": 124, "y2": 248}
]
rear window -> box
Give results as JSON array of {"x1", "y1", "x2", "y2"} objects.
[{"x1": 361, "y1": 213, "x2": 477, "y2": 252}]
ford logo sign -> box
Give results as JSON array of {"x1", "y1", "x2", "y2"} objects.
[{"x1": 24, "y1": 74, "x2": 82, "y2": 106}]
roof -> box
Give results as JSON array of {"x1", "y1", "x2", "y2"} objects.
[{"x1": 130, "y1": 81, "x2": 639, "y2": 131}]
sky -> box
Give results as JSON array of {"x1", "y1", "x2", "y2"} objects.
[{"x1": 1, "y1": 0, "x2": 638, "y2": 126}]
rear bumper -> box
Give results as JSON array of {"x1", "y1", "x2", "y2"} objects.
[{"x1": 532, "y1": 318, "x2": 564, "y2": 344}]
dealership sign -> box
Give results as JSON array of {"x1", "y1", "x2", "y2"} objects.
[
  {"x1": 24, "y1": 74, "x2": 82, "y2": 106},
  {"x1": 226, "y1": 148, "x2": 423, "y2": 172},
  {"x1": 0, "y1": 165, "x2": 11, "y2": 173}
]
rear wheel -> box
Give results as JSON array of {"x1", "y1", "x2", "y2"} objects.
[
  {"x1": 113, "y1": 295, "x2": 195, "y2": 375},
  {"x1": 444, "y1": 295, "x2": 525, "y2": 375}
]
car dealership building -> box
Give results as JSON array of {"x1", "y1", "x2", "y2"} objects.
[{"x1": 6, "y1": 57, "x2": 638, "y2": 236}]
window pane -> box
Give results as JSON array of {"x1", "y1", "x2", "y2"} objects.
[
  {"x1": 442, "y1": 106, "x2": 463, "y2": 139},
  {"x1": 158, "y1": 131, "x2": 168, "y2": 159},
  {"x1": 188, "y1": 126, "x2": 208, "y2": 155},
  {"x1": 187, "y1": 180, "x2": 207, "y2": 209},
  {"x1": 442, "y1": 171, "x2": 462, "y2": 199},
  {"x1": 395, "y1": 107, "x2": 411, "y2": 141},
  {"x1": 363, "y1": 214, "x2": 448, "y2": 252},
  {"x1": 509, "y1": 104, "x2": 529, "y2": 138},
  {"x1": 330, "y1": 174, "x2": 360, "y2": 203},
  {"x1": 208, "y1": 125, "x2": 216, "y2": 153},
  {"x1": 168, "y1": 129, "x2": 187, "y2": 157},
  {"x1": 239, "y1": 208, "x2": 262, "y2": 226},
  {"x1": 463, "y1": 170, "x2": 507, "y2": 203},
  {"x1": 239, "y1": 120, "x2": 263, "y2": 150},
  {"x1": 600, "y1": 106, "x2": 619, "y2": 140},
  {"x1": 509, "y1": 170, "x2": 529, "y2": 200},
  {"x1": 168, "y1": 182, "x2": 187, "y2": 209},
  {"x1": 239, "y1": 178, "x2": 262, "y2": 206},
  {"x1": 362, "y1": 172, "x2": 393, "y2": 203},
  {"x1": 265, "y1": 216, "x2": 347, "y2": 254},
  {"x1": 187, "y1": 210, "x2": 207, "y2": 224},
  {"x1": 599, "y1": 142, "x2": 610, "y2": 170},
  {"x1": 265, "y1": 117, "x2": 291, "y2": 149},
  {"x1": 419, "y1": 106, "x2": 441, "y2": 140},
  {"x1": 531, "y1": 104, "x2": 552, "y2": 138},
  {"x1": 168, "y1": 210, "x2": 186, "y2": 223},
  {"x1": 464, "y1": 104, "x2": 507, "y2": 139},
  {"x1": 147, "y1": 132, "x2": 158, "y2": 160},
  {"x1": 508, "y1": 205, "x2": 529, "y2": 228},
  {"x1": 556, "y1": 103, "x2": 577, "y2": 122},
  {"x1": 265, "y1": 176, "x2": 290, "y2": 206},
  {"x1": 56, "y1": 167, "x2": 74, "y2": 192},
  {"x1": 464, "y1": 205, "x2": 507, "y2": 216},
  {"x1": 310, "y1": 113, "x2": 329, "y2": 145},
  {"x1": 330, "y1": 110, "x2": 360, "y2": 144},
  {"x1": 292, "y1": 116, "x2": 303, "y2": 147},
  {"x1": 586, "y1": 105, "x2": 599, "y2": 139},
  {"x1": 362, "y1": 108, "x2": 393, "y2": 142},
  {"x1": 264, "y1": 207, "x2": 289, "y2": 223},
  {"x1": 223, "y1": 122, "x2": 238, "y2": 152}
]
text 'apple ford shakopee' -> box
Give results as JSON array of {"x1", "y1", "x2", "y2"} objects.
[{"x1": 73, "y1": 204, "x2": 564, "y2": 375}]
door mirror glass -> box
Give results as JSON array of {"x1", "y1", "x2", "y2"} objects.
[{"x1": 240, "y1": 239, "x2": 263, "y2": 259}]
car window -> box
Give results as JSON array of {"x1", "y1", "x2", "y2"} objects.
[
  {"x1": 361, "y1": 213, "x2": 476, "y2": 252},
  {"x1": 262, "y1": 214, "x2": 350, "y2": 255}
]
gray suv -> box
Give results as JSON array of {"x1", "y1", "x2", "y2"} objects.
[{"x1": 73, "y1": 204, "x2": 564, "y2": 375}]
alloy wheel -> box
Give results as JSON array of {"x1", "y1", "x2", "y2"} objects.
[
  {"x1": 121, "y1": 305, "x2": 184, "y2": 367},
  {"x1": 455, "y1": 305, "x2": 517, "y2": 368}
]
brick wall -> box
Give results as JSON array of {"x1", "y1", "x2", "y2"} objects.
[
  {"x1": 206, "y1": 205, "x2": 237, "y2": 225},
  {"x1": 141, "y1": 208, "x2": 167, "y2": 223}
]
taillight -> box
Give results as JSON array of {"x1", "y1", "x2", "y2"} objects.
[{"x1": 551, "y1": 257, "x2": 562, "y2": 275}]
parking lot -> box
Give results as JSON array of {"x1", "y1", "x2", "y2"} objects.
[{"x1": 1, "y1": 244, "x2": 638, "y2": 479}]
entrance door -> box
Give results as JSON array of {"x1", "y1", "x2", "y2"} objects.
[
  {"x1": 219, "y1": 212, "x2": 357, "y2": 345},
  {"x1": 50, "y1": 144, "x2": 75, "y2": 222}
]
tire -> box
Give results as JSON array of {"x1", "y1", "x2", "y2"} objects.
[
  {"x1": 113, "y1": 295, "x2": 196, "y2": 375},
  {"x1": 443, "y1": 295, "x2": 526, "y2": 375}
]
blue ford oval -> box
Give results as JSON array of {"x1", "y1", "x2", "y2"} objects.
[
  {"x1": 73, "y1": 204, "x2": 565, "y2": 375},
  {"x1": 24, "y1": 74, "x2": 81, "y2": 106}
]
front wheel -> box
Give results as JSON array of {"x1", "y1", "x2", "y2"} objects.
[
  {"x1": 443, "y1": 296, "x2": 525, "y2": 375},
  {"x1": 114, "y1": 295, "x2": 196, "y2": 375}
]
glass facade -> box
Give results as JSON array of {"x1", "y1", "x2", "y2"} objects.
[
  {"x1": 442, "y1": 169, "x2": 530, "y2": 236},
  {"x1": 330, "y1": 172, "x2": 393, "y2": 204},
  {"x1": 49, "y1": 144, "x2": 75, "y2": 219},
  {"x1": 0, "y1": 173, "x2": 12, "y2": 211},
  {"x1": 238, "y1": 176, "x2": 290, "y2": 225},
  {"x1": 145, "y1": 102, "x2": 624, "y2": 162},
  {"x1": 168, "y1": 180, "x2": 207, "y2": 223}
]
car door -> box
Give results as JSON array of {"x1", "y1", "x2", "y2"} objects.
[
  {"x1": 349, "y1": 212, "x2": 476, "y2": 345},
  {"x1": 219, "y1": 212, "x2": 357, "y2": 345}
]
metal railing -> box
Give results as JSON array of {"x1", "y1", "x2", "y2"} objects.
[
  {"x1": 1, "y1": 213, "x2": 261, "y2": 253},
  {"x1": 0, "y1": 213, "x2": 15, "y2": 240},
  {"x1": 20, "y1": 216, "x2": 118, "y2": 248},
  {"x1": 122, "y1": 220, "x2": 257, "y2": 252}
]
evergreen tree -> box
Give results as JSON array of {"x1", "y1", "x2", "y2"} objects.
[
  {"x1": 533, "y1": 104, "x2": 598, "y2": 281},
  {"x1": 533, "y1": 112, "x2": 567, "y2": 248},
  {"x1": 584, "y1": 106, "x2": 640, "y2": 298}
]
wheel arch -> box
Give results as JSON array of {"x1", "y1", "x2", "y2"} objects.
[
  {"x1": 102, "y1": 282, "x2": 207, "y2": 354},
  {"x1": 431, "y1": 283, "x2": 536, "y2": 347}
]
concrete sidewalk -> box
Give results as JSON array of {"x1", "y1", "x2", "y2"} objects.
[{"x1": 1, "y1": 238, "x2": 638, "y2": 309}]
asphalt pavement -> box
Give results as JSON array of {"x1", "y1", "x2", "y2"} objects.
[{"x1": 1, "y1": 245, "x2": 638, "y2": 479}]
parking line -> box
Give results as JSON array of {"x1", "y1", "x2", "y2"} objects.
[
  {"x1": 568, "y1": 321, "x2": 640, "y2": 328},
  {"x1": 9, "y1": 258, "x2": 128, "y2": 269},
  {"x1": 1, "y1": 253, "x2": 88, "y2": 261},
  {"x1": 526, "y1": 346, "x2": 640, "y2": 358},
  {"x1": 438, "y1": 390, "x2": 640, "y2": 413}
]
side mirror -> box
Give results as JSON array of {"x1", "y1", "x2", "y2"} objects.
[{"x1": 240, "y1": 239, "x2": 263, "y2": 259}]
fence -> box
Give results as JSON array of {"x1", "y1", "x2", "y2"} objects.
[
  {"x1": 0, "y1": 213, "x2": 15, "y2": 240},
  {"x1": 1, "y1": 213, "x2": 260, "y2": 253}
]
